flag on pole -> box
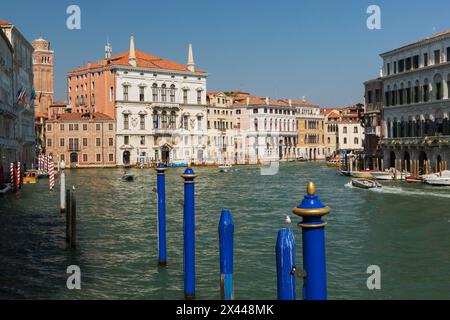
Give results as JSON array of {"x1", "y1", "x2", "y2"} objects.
[{"x1": 16, "y1": 87, "x2": 25, "y2": 103}]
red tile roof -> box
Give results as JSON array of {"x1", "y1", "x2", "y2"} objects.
[
  {"x1": 232, "y1": 95, "x2": 291, "y2": 107},
  {"x1": 279, "y1": 99, "x2": 319, "y2": 107},
  {"x1": 207, "y1": 91, "x2": 225, "y2": 96},
  {"x1": 0, "y1": 20, "x2": 12, "y2": 26},
  {"x1": 51, "y1": 112, "x2": 113, "y2": 121},
  {"x1": 68, "y1": 50, "x2": 206, "y2": 74}
]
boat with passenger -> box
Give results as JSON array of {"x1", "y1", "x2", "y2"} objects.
[
  {"x1": 351, "y1": 178, "x2": 382, "y2": 189},
  {"x1": 219, "y1": 164, "x2": 232, "y2": 173}
]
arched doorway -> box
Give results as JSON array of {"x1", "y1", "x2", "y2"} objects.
[
  {"x1": 70, "y1": 152, "x2": 78, "y2": 166},
  {"x1": 313, "y1": 148, "x2": 317, "y2": 160},
  {"x1": 418, "y1": 151, "x2": 427, "y2": 175},
  {"x1": 197, "y1": 149, "x2": 204, "y2": 163},
  {"x1": 389, "y1": 151, "x2": 396, "y2": 168},
  {"x1": 123, "y1": 151, "x2": 131, "y2": 165},
  {"x1": 279, "y1": 140, "x2": 283, "y2": 160},
  {"x1": 161, "y1": 145, "x2": 170, "y2": 164},
  {"x1": 403, "y1": 151, "x2": 411, "y2": 171}
]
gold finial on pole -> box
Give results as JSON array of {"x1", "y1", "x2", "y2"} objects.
[{"x1": 307, "y1": 181, "x2": 316, "y2": 195}]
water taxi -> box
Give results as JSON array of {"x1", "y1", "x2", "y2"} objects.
[
  {"x1": 423, "y1": 171, "x2": 450, "y2": 186},
  {"x1": 23, "y1": 169, "x2": 38, "y2": 184},
  {"x1": 351, "y1": 178, "x2": 382, "y2": 189},
  {"x1": 219, "y1": 164, "x2": 232, "y2": 173}
]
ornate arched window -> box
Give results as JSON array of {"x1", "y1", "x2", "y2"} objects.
[
  {"x1": 433, "y1": 74, "x2": 443, "y2": 100},
  {"x1": 161, "y1": 111, "x2": 168, "y2": 128},
  {"x1": 152, "y1": 83, "x2": 158, "y2": 102},
  {"x1": 170, "y1": 84, "x2": 176, "y2": 103},
  {"x1": 169, "y1": 111, "x2": 176, "y2": 129},
  {"x1": 414, "y1": 80, "x2": 420, "y2": 103},
  {"x1": 423, "y1": 79, "x2": 430, "y2": 102},
  {"x1": 153, "y1": 110, "x2": 159, "y2": 129},
  {"x1": 161, "y1": 84, "x2": 167, "y2": 102}
]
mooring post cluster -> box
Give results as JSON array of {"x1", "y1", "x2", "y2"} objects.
[
  {"x1": 154, "y1": 165, "x2": 238, "y2": 300},
  {"x1": 276, "y1": 181, "x2": 330, "y2": 300}
]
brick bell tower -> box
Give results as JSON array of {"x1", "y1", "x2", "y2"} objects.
[{"x1": 32, "y1": 37, "x2": 54, "y2": 154}]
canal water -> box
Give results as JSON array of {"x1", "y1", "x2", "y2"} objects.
[{"x1": 1, "y1": 162, "x2": 450, "y2": 299}]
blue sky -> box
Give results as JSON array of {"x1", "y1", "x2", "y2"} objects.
[{"x1": 2, "y1": 0, "x2": 450, "y2": 106}]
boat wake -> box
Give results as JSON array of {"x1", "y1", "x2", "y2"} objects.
[
  {"x1": 344, "y1": 181, "x2": 450, "y2": 199},
  {"x1": 369, "y1": 185, "x2": 450, "y2": 199},
  {"x1": 344, "y1": 181, "x2": 353, "y2": 188}
]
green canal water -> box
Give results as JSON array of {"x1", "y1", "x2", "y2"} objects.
[{"x1": 1, "y1": 162, "x2": 450, "y2": 300}]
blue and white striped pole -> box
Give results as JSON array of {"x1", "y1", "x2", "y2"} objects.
[
  {"x1": 292, "y1": 181, "x2": 330, "y2": 300},
  {"x1": 276, "y1": 228, "x2": 296, "y2": 300},
  {"x1": 219, "y1": 209, "x2": 234, "y2": 300},
  {"x1": 181, "y1": 167, "x2": 199, "y2": 299},
  {"x1": 155, "y1": 163, "x2": 168, "y2": 266}
]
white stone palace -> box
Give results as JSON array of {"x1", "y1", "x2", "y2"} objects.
[
  {"x1": 67, "y1": 36, "x2": 208, "y2": 166},
  {"x1": 379, "y1": 30, "x2": 450, "y2": 171},
  {"x1": 115, "y1": 38, "x2": 208, "y2": 165}
]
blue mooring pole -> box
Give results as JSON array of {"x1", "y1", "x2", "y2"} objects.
[
  {"x1": 181, "y1": 167, "x2": 198, "y2": 299},
  {"x1": 155, "y1": 163, "x2": 168, "y2": 266},
  {"x1": 292, "y1": 181, "x2": 330, "y2": 300},
  {"x1": 276, "y1": 228, "x2": 296, "y2": 300},
  {"x1": 219, "y1": 209, "x2": 234, "y2": 300}
]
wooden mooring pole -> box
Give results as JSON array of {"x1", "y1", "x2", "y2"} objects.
[{"x1": 65, "y1": 187, "x2": 77, "y2": 247}]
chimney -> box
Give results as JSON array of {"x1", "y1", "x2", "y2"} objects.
[
  {"x1": 187, "y1": 42, "x2": 195, "y2": 72},
  {"x1": 302, "y1": 96, "x2": 306, "y2": 102},
  {"x1": 246, "y1": 96, "x2": 250, "y2": 106},
  {"x1": 288, "y1": 99, "x2": 292, "y2": 107},
  {"x1": 129, "y1": 35, "x2": 136, "y2": 67},
  {"x1": 265, "y1": 97, "x2": 269, "y2": 105}
]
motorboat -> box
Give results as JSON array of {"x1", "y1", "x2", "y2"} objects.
[
  {"x1": 423, "y1": 171, "x2": 450, "y2": 186},
  {"x1": 424, "y1": 176, "x2": 450, "y2": 186},
  {"x1": 121, "y1": 174, "x2": 135, "y2": 181},
  {"x1": 219, "y1": 164, "x2": 232, "y2": 173},
  {"x1": 23, "y1": 169, "x2": 38, "y2": 184},
  {"x1": 0, "y1": 183, "x2": 11, "y2": 195},
  {"x1": 370, "y1": 170, "x2": 394, "y2": 181},
  {"x1": 297, "y1": 157, "x2": 308, "y2": 162},
  {"x1": 351, "y1": 178, "x2": 382, "y2": 189}
]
